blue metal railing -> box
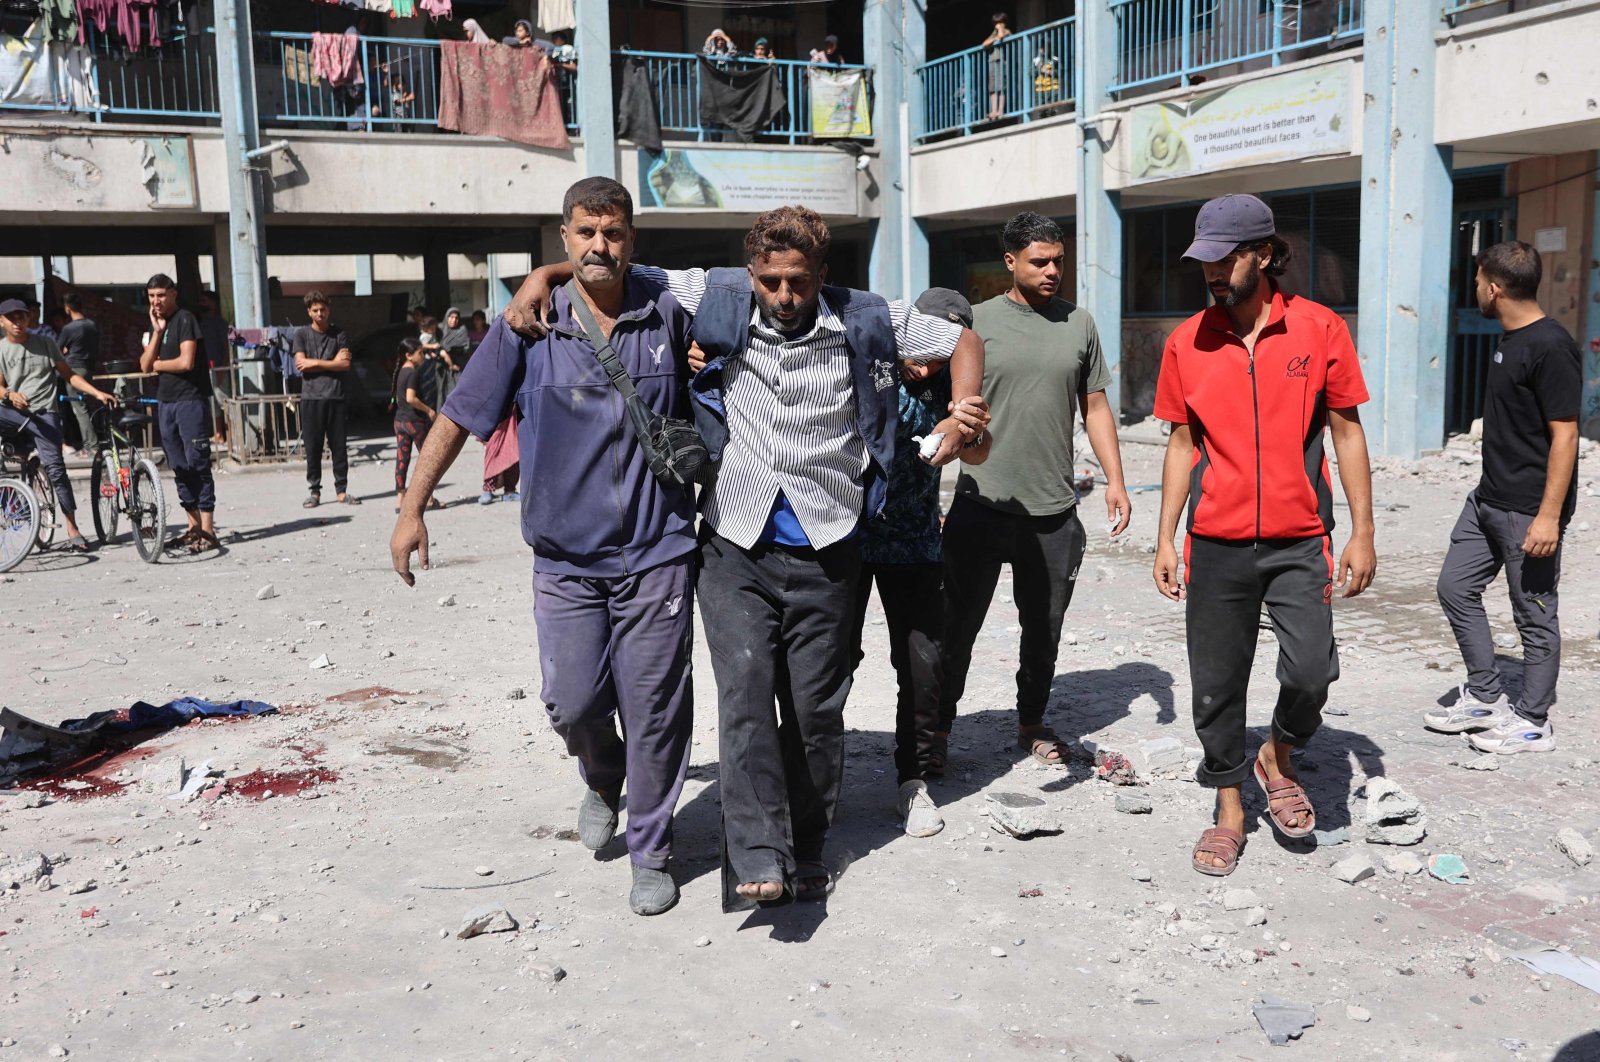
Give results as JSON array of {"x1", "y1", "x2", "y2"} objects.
[
  {"x1": 256, "y1": 32, "x2": 578, "y2": 133},
  {"x1": 1109, "y1": 0, "x2": 1363, "y2": 95},
  {"x1": 0, "y1": 27, "x2": 219, "y2": 121},
  {"x1": 619, "y1": 49, "x2": 873, "y2": 144},
  {"x1": 915, "y1": 16, "x2": 1075, "y2": 141}
]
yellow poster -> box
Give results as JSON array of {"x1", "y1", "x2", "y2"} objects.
[{"x1": 809, "y1": 68, "x2": 871, "y2": 139}]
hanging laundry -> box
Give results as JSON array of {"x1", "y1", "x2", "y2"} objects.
[
  {"x1": 75, "y1": 0, "x2": 169, "y2": 52},
  {"x1": 363, "y1": 0, "x2": 392, "y2": 11},
  {"x1": 697, "y1": 56, "x2": 786, "y2": 143},
  {"x1": 616, "y1": 55, "x2": 662, "y2": 153},
  {"x1": 437, "y1": 39, "x2": 570, "y2": 150},
  {"x1": 41, "y1": 0, "x2": 75, "y2": 42},
  {"x1": 538, "y1": 0, "x2": 575, "y2": 33},
  {"x1": 311, "y1": 30, "x2": 360, "y2": 88},
  {"x1": 390, "y1": 0, "x2": 416, "y2": 16},
  {"x1": 417, "y1": 0, "x2": 450, "y2": 20}
]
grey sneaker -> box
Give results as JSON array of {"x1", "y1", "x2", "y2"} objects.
[
  {"x1": 629, "y1": 865, "x2": 678, "y2": 916},
  {"x1": 1423, "y1": 683, "x2": 1513, "y2": 733},
  {"x1": 577, "y1": 787, "x2": 621, "y2": 850},
  {"x1": 898, "y1": 779, "x2": 945, "y2": 838},
  {"x1": 1468, "y1": 717, "x2": 1554, "y2": 755}
]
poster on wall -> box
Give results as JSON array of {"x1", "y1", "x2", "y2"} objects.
[
  {"x1": 141, "y1": 136, "x2": 197, "y2": 209},
  {"x1": 1128, "y1": 62, "x2": 1352, "y2": 183},
  {"x1": 638, "y1": 148, "x2": 857, "y2": 214},
  {"x1": 809, "y1": 68, "x2": 872, "y2": 139}
]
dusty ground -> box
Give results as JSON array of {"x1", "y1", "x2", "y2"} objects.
[{"x1": 1, "y1": 423, "x2": 1598, "y2": 1061}]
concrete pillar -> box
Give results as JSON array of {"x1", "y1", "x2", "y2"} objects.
[
  {"x1": 487, "y1": 252, "x2": 534, "y2": 316},
  {"x1": 354, "y1": 254, "x2": 374, "y2": 297},
  {"x1": 1075, "y1": 0, "x2": 1123, "y2": 413},
  {"x1": 31, "y1": 257, "x2": 49, "y2": 306},
  {"x1": 865, "y1": 0, "x2": 927, "y2": 302},
  {"x1": 1584, "y1": 174, "x2": 1600, "y2": 440},
  {"x1": 1358, "y1": 1, "x2": 1453, "y2": 457},
  {"x1": 215, "y1": 0, "x2": 270, "y2": 331},
  {"x1": 575, "y1": 0, "x2": 615, "y2": 178}
]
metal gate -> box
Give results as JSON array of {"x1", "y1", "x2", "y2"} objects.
[{"x1": 1446, "y1": 179, "x2": 1515, "y2": 436}]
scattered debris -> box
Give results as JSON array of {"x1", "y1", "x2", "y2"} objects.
[
  {"x1": 693, "y1": 936, "x2": 711, "y2": 948},
  {"x1": 985, "y1": 793, "x2": 1061, "y2": 838},
  {"x1": 1510, "y1": 949, "x2": 1600, "y2": 995},
  {"x1": 233, "y1": 990, "x2": 260, "y2": 1004},
  {"x1": 457, "y1": 903, "x2": 519, "y2": 939},
  {"x1": 1093, "y1": 749, "x2": 1138, "y2": 786},
  {"x1": 309, "y1": 654, "x2": 332, "y2": 670},
  {"x1": 1346, "y1": 1005, "x2": 1371, "y2": 1023},
  {"x1": 473, "y1": 865, "x2": 493, "y2": 877},
  {"x1": 1222, "y1": 889, "x2": 1261, "y2": 911},
  {"x1": 1555, "y1": 828, "x2": 1593, "y2": 867},
  {"x1": 989, "y1": 946, "x2": 1007, "y2": 958},
  {"x1": 1384, "y1": 852, "x2": 1424, "y2": 877},
  {"x1": 438, "y1": 594, "x2": 456, "y2": 607},
  {"x1": 1244, "y1": 907, "x2": 1268, "y2": 927},
  {"x1": 1333, "y1": 855, "x2": 1376, "y2": 884},
  {"x1": 169, "y1": 759, "x2": 225, "y2": 802},
  {"x1": 1017, "y1": 887, "x2": 1044, "y2": 898},
  {"x1": 1136, "y1": 736, "x2": 1187, "y2": 779},
  {"x1": 1131, "y1": 867, "x2": 1153, "y2": 882},
  {"x1": 1428, "y1": 854, "x2": 1470, "y2": 885},
  {"x1": 1364, "y1": 778, "x2": 1426, "y2": 846},
  {"x1": 1312, "y1": 827, "x2": 1350, "y2": 847},
  {"x1": 255, "y1": 584, "x2": 277, "y2": 600},
  {"x1": 1459, "y1": 755, "x2": 1501, "y2": 772},
  {"x1": 1493, "y1": 632, "x2": 1518, "y2": 649},
  {"x1": 1252, "y1": 994, "x2": 1317, "y2": 1045},
  {"x1": 1114, "y1": 792, "x2": 1153, "y2": 815},
  {"x1": 526, "y1": 963, "x2": 566, "y2": 983},
  {"x1": 67, "y1": 880, "x2": 96, "y2": 895},
  {"x1": 507, "y1": 688, "x2": 526, "y2": 701}
]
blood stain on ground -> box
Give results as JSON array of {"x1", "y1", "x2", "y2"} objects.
[
  {"x1": 227, "y1": 766, "x2": 339, "y2": 800},
  {"x1": 16, "y1": 746, "x2": 158, "y2": 802},
  {"x1": 327, "y1": 686, "x2": 407, "y2": 705}
]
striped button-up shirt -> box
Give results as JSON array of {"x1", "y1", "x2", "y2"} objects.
[{"x1": 636, "y1": 266, "x2": 963, "y2": 550}]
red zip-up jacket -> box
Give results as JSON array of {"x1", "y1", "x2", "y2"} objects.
[{"x1": 1154, "y1": 286, "x2": 1369, "y2": 542}]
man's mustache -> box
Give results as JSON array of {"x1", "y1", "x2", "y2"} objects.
[{"x1": 582, "y1": 253, "x2": 618, "y2": 268}]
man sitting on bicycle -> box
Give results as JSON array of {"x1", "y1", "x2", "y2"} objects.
[{"x1": 0, "y1": 297, "x2": 118, "y2": 553}]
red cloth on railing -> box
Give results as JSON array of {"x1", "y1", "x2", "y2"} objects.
[
  {"x1": 311, "y1": 31, "x2": 361, "y2": 88},
  {"x1": 75, "y1": 0, "x2": 164, "y2": 51},
  {"x1": 437, "y1": 40, "x2": 571, "y2": 150}
]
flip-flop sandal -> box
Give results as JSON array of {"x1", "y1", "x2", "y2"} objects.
[
  {"x1": 735, "y1": 880, "x2": 789, "y2": 906},
  {"x1": 1192, "y1": 826, "x2": 1244, "y2": 876},
  {"x1": 165, "y1": 528, "x2": 198, "y2": 550},
  {"x1": 189, "y1": 531, "x2": 221, "y2": 555},
  {"x1": 303, "y1": 494, "x2": 320, "y2": 509},
  {"x1": 1253, "y1": 758, "x2": 1316, "y2": 839},
  {"x1": 927, "y1": 733, "x2": 949, "y2": 778},
  {"x1": 64, "y1": 534, "x2": 89, "y2": 554},
  {"x1": 1017, "y1": 727, "x2": 1069, "y2": 767},
  {"x1": 339, "y1": 494, "x2": 363, "y2": 506},
  {"x1": 794, "y1": 861, "x2": 833, "y2": 902}
]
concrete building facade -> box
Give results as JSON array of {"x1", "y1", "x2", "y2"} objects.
[{"x1": 2, "y1": 0, "x2": 1598, "y2": 450}]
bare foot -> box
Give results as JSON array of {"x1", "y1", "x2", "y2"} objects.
[{"x1": 736, "y1": 881, "x2": 783, "y2": 902}]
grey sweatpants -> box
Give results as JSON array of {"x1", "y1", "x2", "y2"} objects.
[{"x1": 1436, "y1": 492, "x2": 1562, "y2": 724}]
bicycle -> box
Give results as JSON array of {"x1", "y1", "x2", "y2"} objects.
[
  {"x1": 0, "y1": 411, "x2": 57, "y2": 552},
  {"x1": 0, "y1": 467, "x2": 39, "y2": 573},
  {"x1": 88, "y1": 398, "x2": 167, "y2": 564}
]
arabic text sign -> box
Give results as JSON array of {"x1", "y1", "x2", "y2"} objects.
[{"x1": 638, "y1": 149, "x2": 856, "y2": 214}]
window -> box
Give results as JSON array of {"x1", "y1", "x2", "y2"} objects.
[{"x1": 1123, "y1": 184, "x2": 1360, "y2": 315}]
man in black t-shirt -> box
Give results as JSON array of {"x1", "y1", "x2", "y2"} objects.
[
  {"x1": 139, "y1": 273, "x2": 217, "y2": 553},
  {"x1": 1428, "y1": 241, "x2": 1579, "y2": 754},
  {"x1": 57, "y1": 291, "x2": 101, "y2": 454},
  {"x1": 293, "y1": 290, "x2": 357, "y2": 508}
]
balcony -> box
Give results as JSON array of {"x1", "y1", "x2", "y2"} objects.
[{"x1": 915, "y1": 16, "x2": 1075, "y2": 142}]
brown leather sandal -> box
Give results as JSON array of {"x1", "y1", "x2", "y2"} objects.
[
  {"x1": 1018, "y1": 726, "x2": 1069, "y2": 767},
  {"x1": 1253, "y1": 758, "x2": 1316, "y2": 839},
  {"x1": 1192, "y1": 826, "x2": 1245, "y2": 876}
]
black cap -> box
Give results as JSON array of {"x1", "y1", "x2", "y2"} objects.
[
  {"x1": 1182, "y1": 194, "x2": 1275, "y2": 262},
  {"x1": 914, "y1": 287, "x2": 973, "y2": 329},
  {"x1": 0, "y1": 298, "x2": 26, "y2": 316}
]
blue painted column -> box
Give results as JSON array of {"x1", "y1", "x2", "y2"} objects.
[
  {"x1": 1358, "y1": 2, "x2": 1453, "y2": 457},
  {"x1": 215, "y1": 0, "x2": 269, "y2": 330},
  {"x1": 354, "y1": 255, "x2": 373, "y2": 297},
  {"x1": 865, "y1": 0, "x2": 928, "y2": 302},
  {"x1": 1075, "y1": 2, "x2": 1122, "y2": 412},
  {"x1": 575, "y1": 0, "x2": 615, "y2": 179}
]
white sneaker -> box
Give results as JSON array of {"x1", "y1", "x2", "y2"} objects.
[
  {"x1": 897, "y1": 779, "x2": 945, "y2": 838},
  {"x1": 1467, "y1": 716, "x2": 1554, "y2": 755},
  {"x1": 1423, "y1": 683, "x2": 1513, "y2": 733}
]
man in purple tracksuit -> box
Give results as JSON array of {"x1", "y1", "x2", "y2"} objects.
[{"x1": 390, "y1": 177, "x2": 697, "y2": 916}]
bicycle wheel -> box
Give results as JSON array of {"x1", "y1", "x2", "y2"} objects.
[
  {"x1": 129, "y1": 458, "x2": 168, "y2": 564},
  {"x1": 90, "y1": 449, "x2": 120, "y2": 545},
  {"x1": 0, "y1": 477, "x2": 39, "y2": 573},
  {"x1": 25, "y1": 457, "x2": 56, "y2": 549}
]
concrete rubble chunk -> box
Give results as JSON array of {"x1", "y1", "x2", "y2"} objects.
[
  {"x1": 233, "y1": 990, "x2": 260, "y2": 1004},
  {"x1": 1555, "y1": 828, "x2": 1593, "y2": 868},
  {"x1": 1222, "y1": 888, "x2": 1261, "y2": 911},
  {"x1": 255, "y1": 584, "x2": 277, "y2": 601},
  {"x1": 438, "y1": 594, "x2": 457, "y2": 607},
  {"x1": 985, "y1": 793, "x2": 1061, "y2": 838},
  {"x1": 1252, "y1": 995, "x2": 1316, "y2": 1046},
  {"x1": 309, "y1": 654, "x2": 332, "y2": 670},
  {"x1": 0, "y1": 852, "x2": 52, "y2": 888},
  {"x1": 1135, "y1": 736, "x2": 1187, "y2": 778},
  {"x1": 1347, "y1": 1004, "x2": 1371, "y2": 1022},
  {"x1": 527, "y1": 962, "x2": 565, "y2": 983},
  {"x1": 1244, "y1": 907, "x2": 1268, "y2": 926},
  {"x1": 1114, "y1": 792, "x2": 1153, "y2": 815},
  {"x1": 1364, "y1": 777, "x2": 1426, "y2": 846},
  {"x1": 1333, "y1": 855, "x2": 1376, "y2": 884},
  {"x1": 1460, "y1": 755, "x2": 1501, "y2": 772},
  {"x1": 1383, "y1": 852, "x2": 1424, "y2": 877},
  {"x1": 457, "y1": 903, "x2": 519, "y2": 939}
]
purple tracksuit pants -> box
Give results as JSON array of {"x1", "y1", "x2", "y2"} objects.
[{"x1": 533, "y1": 556, "x2": 695, "y2": 871}]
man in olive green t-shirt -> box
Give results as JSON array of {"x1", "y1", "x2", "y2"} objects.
[{"x1": 938, "y1": 212, "x2": 1132, "y2": 771}]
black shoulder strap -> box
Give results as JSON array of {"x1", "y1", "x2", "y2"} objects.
[{"x1": 564, "y1": 280, "x2": 641, "y2": 402}]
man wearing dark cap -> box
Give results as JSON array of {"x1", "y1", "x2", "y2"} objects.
[
  {"x1": 1151, "y1": 194, "x2": 1376, "y2": 876},
  {"x1": 847, "y1": 288, "x2": 992, "y2": 839}
]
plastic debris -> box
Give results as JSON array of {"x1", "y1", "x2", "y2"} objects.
[
  {"x1": 1252, "y1": 994, "x2": 1317, "y2": 1045},
  {"x1": 1510, "y1": 949, "x2": 1600, "y2": 995},
  {"x1": 1428, "y1": 853, "x2": 1470, "y2": 885}
]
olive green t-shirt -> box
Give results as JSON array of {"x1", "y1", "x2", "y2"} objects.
[
  {"x1": 956, "y1": 293, "x2": 1112, "y2": 517},
  {"x1": 0, "y1": 334, "x2": 65, "y2": 413}
]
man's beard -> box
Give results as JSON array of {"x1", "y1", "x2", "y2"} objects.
[
  {"x1": 1477, "y1": 295, "x2": 1499, "y2": 321},
  {"x1": 1221, "y1": 259, "x2": 1262, "y2": 308}
]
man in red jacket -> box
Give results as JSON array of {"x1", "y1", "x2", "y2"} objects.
[{"x1": 1151, "y1": 195, "x2": 1376, "y2": 876}]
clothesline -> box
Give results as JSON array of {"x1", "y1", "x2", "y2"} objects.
[{"x1": 309, "y1": 0, "x2": 454, "y2": 19}]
